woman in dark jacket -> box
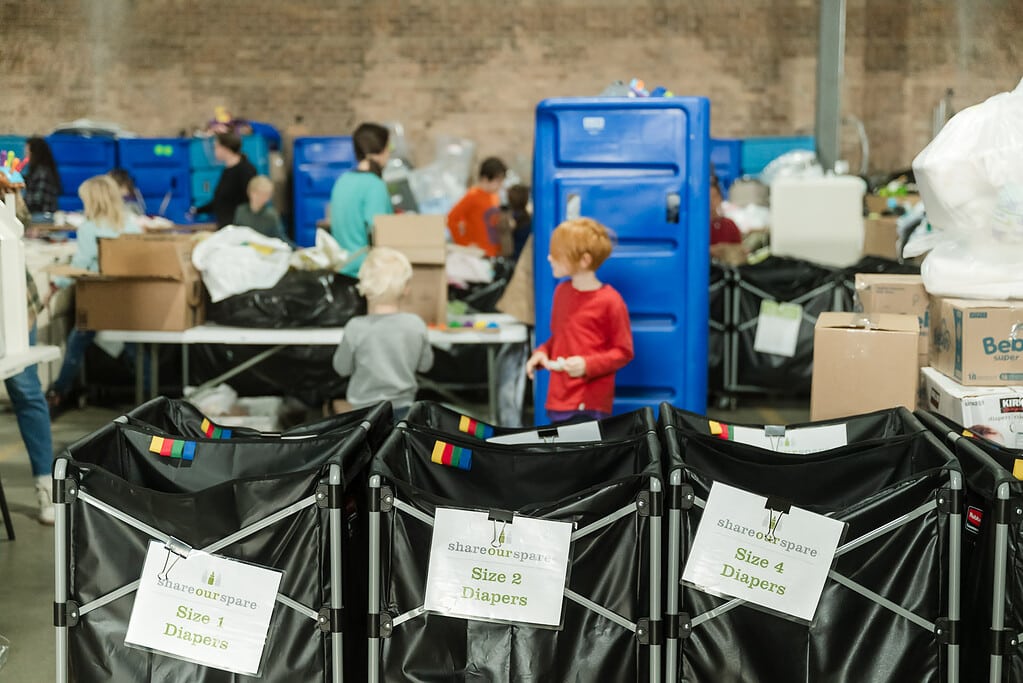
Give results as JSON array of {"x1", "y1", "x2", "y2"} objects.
[{"x1": 23, "y1": 136, "x2": 62, "y2": 214}]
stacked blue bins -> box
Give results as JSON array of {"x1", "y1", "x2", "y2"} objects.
[
  {"x1": 189, "y1": 135, "x2": 271, "y2": 222},
  {"x1": 710, "y1": 138, "x2": 742, "y2": 197},
  {"x1": 116, "y1": 138, "x2": 191, "y2": 222},
  {"x1": 0, "y1": 135, "x2": 26, "y2": 159},
  {"x1": 533, "y1": 97, "x2": 711, "y2": 422},
  {"x1": 292, "y1": 136, "x2": 355, "y2": 247},
  {"x1": 740, "y1": 135, "x2": 815, "y2": 176},
  {"x1": 46, "y1": 135, "x2": 118, "y2": 212}
]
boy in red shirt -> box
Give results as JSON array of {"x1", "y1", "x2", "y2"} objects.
[
  {"x1": 526, "y1": 218, "x2": 634, "y2": 422},
  {"x1": 447, "y1": 157, "x2": 506, "y2": 257}
]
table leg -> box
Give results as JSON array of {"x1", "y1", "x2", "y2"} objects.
[
  {"x1": 487, "y1": 345, "x2": 498, "y2": 424},
  {"x1": 134, "y1": 344, "x2": 145, "y2": 407},
  {"x1": 182, "y1": 345, "x2": 189, "y2": 393},
  {"x1": 150, "y1": 344, "x2": 160, "y2": 399}
]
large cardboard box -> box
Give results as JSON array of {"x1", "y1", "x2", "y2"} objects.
[
  {"x1": 929, "y1": 297, "x2": 1023, "y2": 386},
  {"x1": 862, "y1": 217, "x2": 899, "y2": 260},
  {"x1": 373, "y1": 214, "x2": 447, "y2": 326},
  {"x1": 921, "y1": 366, "x2": 1023, "y2": 448},
  {"x1": 74, "y1": 234, "x2": 205, "y2": 331},
  {"x1": 810, "y1": 312, "x2": 920, "y2": 420},
  {"x1": 855, "y1": 273, "x2": 929, "y2": 357}
]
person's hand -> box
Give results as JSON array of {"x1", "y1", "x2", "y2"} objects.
[
  {"x1": 526, "y1": 351, "x2": 549, "y2": 379},
  {"x1": 563, "y1": 356, "x2": 586, "y2": 378}
]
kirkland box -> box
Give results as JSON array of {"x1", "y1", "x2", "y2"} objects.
[
  {"x1": 72, "y1": 234, "x2": 204, "y2": 331},
  {"x1": 373, "y1": 214, "x2": 447, "y2": 326},
  {"x1": 929, "y1": 297, "x2": 1023, "y2": 386},
  {"x1": 855, "y1": 273, "x2": 929, "y2": 357},
  {"x1": 921, "y1": 366, "x2": 1023, "y2": 448},
  {"x1": 811, "y1": 312, "x2": 920, "y2": 420}
]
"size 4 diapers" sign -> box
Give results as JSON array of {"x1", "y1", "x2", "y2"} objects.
[{"x1": 681, "y1": 482, "x2": 845, "y2": 623}]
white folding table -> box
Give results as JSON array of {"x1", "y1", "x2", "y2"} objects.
[
  {"x1": 0, "y1": 346, "x2": 61, "y2": 381},
  {"x1": 97, "y1": 315, "x2": 528, "y2": 421}
]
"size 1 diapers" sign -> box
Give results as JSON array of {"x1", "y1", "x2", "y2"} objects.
[
  {"x1": 424, "y1": 508, "x2": 573, "y2": 627},
  {"x1": 125, "y1": 540, "x2": 283, "y2": 675}
]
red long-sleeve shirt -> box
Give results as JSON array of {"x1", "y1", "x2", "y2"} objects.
[{"x1": 536, "y1": 282, "x2": 634, "y2": 414}]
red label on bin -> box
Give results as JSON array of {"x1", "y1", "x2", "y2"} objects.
[{"x1": 966, "y1": 506, "x2": 983, "y2": 533}]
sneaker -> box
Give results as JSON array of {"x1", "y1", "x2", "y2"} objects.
[{"x1": 35, "y1": 476, "x2": 54, "y2": 526}]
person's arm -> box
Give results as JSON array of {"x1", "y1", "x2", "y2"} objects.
[
  {"x1": 581, "y1": 294, "x2": 634, "y2": 378},
  {"x1": 363, "y1": 178, "x2": 393, "y2": 236},
  {"x1": 69, "y1": 223, "x2": 99, "y2": 271},
  {"x1": 332, "y1": 331, "x2": 356, "y2": 378},
  {"x1": 417, "y1": 334, "x2": 434, "y2": 373}
]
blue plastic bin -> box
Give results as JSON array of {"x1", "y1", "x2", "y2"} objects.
[
  {"x1": 533, "y1": 98, "x2": 711, "y2": 422},
  {"x1": 740, "y1": 135, "x2": 815, "y2": 176},
  {"x1": 710, "y1": 137, "x2": 742, "y2": 196},
  {"x1": 46, "y1": 135, "x2": 118, "y2": 212},
  {"x1": 292, "y1": 136, "x2": 356, "y2": 247},
  {"x1": 116, "y1": 138, "x2": 191, "y2": 221},
  {"x1": 0, "y1": 135, "x2": 26, "y2": 158}
]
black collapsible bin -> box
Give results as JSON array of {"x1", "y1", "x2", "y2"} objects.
[
  {"x1": 660, "y1": 404, "x2": 962, "y2": 683},
  {"x1": 53, "y1": 398, "x2": 391, "y2": 683},
  {"x1": 368, "y1": 404, "x2": 664, "y2": 682}
]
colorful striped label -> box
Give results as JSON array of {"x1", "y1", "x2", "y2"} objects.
[
  {"x1": 458, "y1": 415, "x2": 494, "y2": 439},
  {"x1": 708, "y1": 420, "x2": 731, "y2": 440},
  {"x1": 431, "y1": 440, "x2": 473, "y2": 470},
  {"x1": 148, "y1": 435, "x2": 197, "y2": 461},
  {"x1": 200, "y1": 418, "x2": 232, "y2": 440}
]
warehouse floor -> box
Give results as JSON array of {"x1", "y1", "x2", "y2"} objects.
[{"x1": 0, "y1": 397, "x2": 809, "y2": 681}]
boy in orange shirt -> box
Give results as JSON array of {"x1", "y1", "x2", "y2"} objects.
[{"x1": 446, "y1": 157, "x2": 507, "y2": 257}]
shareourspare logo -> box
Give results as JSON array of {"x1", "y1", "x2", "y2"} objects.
[{"x1": 1001, "y1": 397, "x2": 1023, "y2": 413}]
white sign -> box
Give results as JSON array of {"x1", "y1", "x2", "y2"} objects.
[
  {"x1": 487, "y1": 420, "x2": 602, "y2": 445},
  {"x1": 754, "y1": 300, "x2": 803, "y2": 357},
  {"x1": 125, "y1": 540, "x2": 284, "y2": 676},
  {"x1": 681, "y1": 482, "x2": 845, "y2": 623},
  {"x1": 424, "y1": 508, "x2": 573, "y2": 627},
  {"x1": 728, "y1": 423, "x2": 848, "y2": 454}
]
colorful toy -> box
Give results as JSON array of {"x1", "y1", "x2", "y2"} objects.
[{"x1": 0, "y1": 150, "x2": 25, "y2": 186}]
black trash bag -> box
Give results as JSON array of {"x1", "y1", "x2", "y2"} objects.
[
  {"x1": 708, "y1": 264, "x2": 727, "y2": 391},
  {"x1": 207, "y1": 269, "x2": 366, "y2": 328},
  {"x1": 734, "y1": 256, "x2": 838, "y2": 395}
]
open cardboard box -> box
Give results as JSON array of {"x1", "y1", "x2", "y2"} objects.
[
  {"x1": 374, "y1": 214, "x2": 447, "y2": 326},
  {"x1": 50, "y1": 234, "x2": 205, "y2": 331}
]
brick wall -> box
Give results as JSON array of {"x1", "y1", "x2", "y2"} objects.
[{"x1": 1, "y1": 0, "x2": 1019, "y2": 174}]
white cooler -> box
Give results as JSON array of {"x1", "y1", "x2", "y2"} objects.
[{"x1": 769, "y1": 175, "x2": 867, "y2": 267}]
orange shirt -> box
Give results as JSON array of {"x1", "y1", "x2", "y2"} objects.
[{"x1": 446, "y1": 186, "x2": 501, "y2": 257}]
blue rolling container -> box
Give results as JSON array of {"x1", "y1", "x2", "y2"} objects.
[
  {"x1": 533, "y1": 97, "x2": 711, "y2": 422},
  {"x1": 292, "y1": 136, "x2": 355, "y2": 247},
  {"x1": 0, "y1": 135, "x2": 26, "y2": 158},
  {"x1": 188, "y1": 136, "x2": 269, "y2": 175},
  {"x1": 117, "y1": 138, "x2": 191, "y2": 222},
  {"x1": 710, "y1": 137, "x2": 742, "y2": 197},
  {"x1": 45, "y1": 135, "x2": 118, "y2": 212},
  {"x1": 740, "y1": 135, "x2": 815, "y2": 176}
]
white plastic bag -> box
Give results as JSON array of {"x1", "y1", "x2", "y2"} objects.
[
  {"x1": 913, "y1": 78, "x2": 1023, "y2": 298},
  {"x1": 289, "y1": 229, "x2": 352, "y2": 271},
  {"x1": 191, "y1": 226, "x2": 291, "y2": 302}
]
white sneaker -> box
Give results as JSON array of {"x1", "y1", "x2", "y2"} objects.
[{"x1": 35, "y1": 476, "x2": 55, "y2": 526}]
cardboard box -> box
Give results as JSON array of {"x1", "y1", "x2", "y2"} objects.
[
  {"x1": 855, "y1": 273, "x2": 929, "y2": 356},
  {"x1": 929, "y1": 297, "x2": 1023, "y2": 386},
  {"x1": 921, "y1": 366, "x2": 1023, "y2": 448},
  {"x1": 862, "y1": 217, "x2": 899, "y2": 260},
  {"x1": 374, "y1": 214, "x2": 447, "y2": 326},
  {"x1": 74, "y1": 234, "x2": 205, "y2": 331},
  {"x1": 810, "y1": 312, "x2": 920, "y2": 420}
]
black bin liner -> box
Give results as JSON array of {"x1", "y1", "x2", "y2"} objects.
[
  {"x1": 57, "y1": 399, "x2": 390, "y2": 682},
  {"x1": 206, "y1": 269, "x2": 366, "y2": 329},
  {"x1": 660, "y1": 404, "x2": 960, "y2": 683},
  {"x1": 708, "y1": 264, "x2": 727, "y2": 391},
  {"x1": 919, "y1": 410, "x2": 1023, "y2": 683},
  {"x1": 371, "y1": 406, "x2": 662, "y2": 681},
  {"x1": 733, "y1": 256, "x2": 839, "y2": 394}
]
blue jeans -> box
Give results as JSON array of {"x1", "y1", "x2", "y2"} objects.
[
  {"x1": 52, "y1": 330, "x2": 149, "y2": 395},
  {"x1": 52, "y1": 328, "x2": 96, "y2": 395},
  {"x1": 4, "y1": 327, "x2": 54, "y2": 477}
]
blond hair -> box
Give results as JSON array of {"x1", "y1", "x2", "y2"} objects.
[
  {"x1": 247, "y1": 175, "x2": 273, "y2": 194},
  {"x1": 357, "y1": 247, "x2": 413, "y2": 301},
  {"x1": 549, "y1": 217, "x2": 615, "y2": 269},
  {"x1": 78, "y1": 175, "x2": 126, "y2": 230}
]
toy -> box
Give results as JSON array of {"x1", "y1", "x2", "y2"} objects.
[{"x1": 549, "y1": 357, "x2": 566, "y2": 372}]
